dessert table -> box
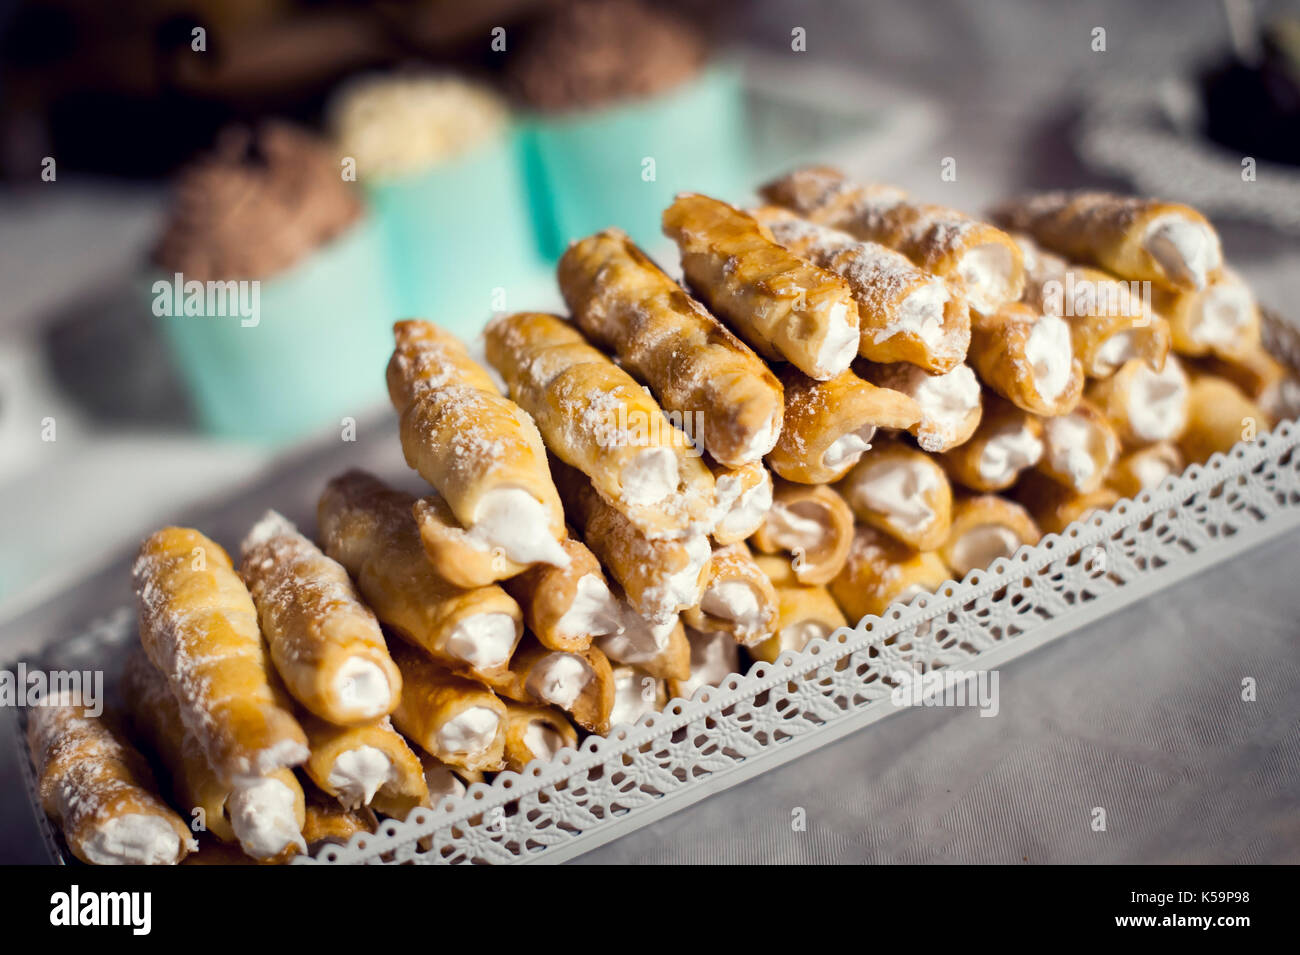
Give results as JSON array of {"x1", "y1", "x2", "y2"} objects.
[{"x1": 2, "y1": 0, "x2": 1297, "y2": 863}]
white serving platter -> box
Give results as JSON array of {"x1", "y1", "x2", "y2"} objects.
[{"x1": 19, "y1": 315, "x2": 1300, "y2": 866}]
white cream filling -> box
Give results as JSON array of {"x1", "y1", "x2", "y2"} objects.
[
  {"x1": 443, "y1": 612, "x2": 517, "y2": 670},
  {"x1": 814, "y1": 301, "x2": 859, "y2": 376},
  {"x1": 524, "y1": 653, "x2": 593, "y2": 710},
  {"x1": 701, "y1": 580, "x2": 766, "y2": 633},
  {"x1": 1127, "y1": 360, "x2": 1189, "y2": 442},
  {"x1": 776, "y1": 620, "x2": 832, "y2": 654},
  {"x1": 714, "y1": 470, "x2": 773, "y2": 541},
  {"x1": 436, "y1": 706, "x2": 500, "y2": 758},
  {"x1": 599, "y1": 608, "x2": 677, "y2": 664},
  {"x1": 764, "y1": 501, "x2": 828, "y2": 554},
  {"x1": 676, "y1": 630, "x2": 739, "y2": 698},
  {"x1": 956, "y1": 243, "x2": 1015, "y2": 313},
  {"x1": 522, "y1": 722, "x2": 568, "y2": 762},
  {"x1": 469, "y1": 486, "x2": 570, "y2": 566},
  {"x1": 822, "y1": 423, "x2": 877, "y2": 471},
  {"x1": 250, "y1": 739, "x2": 311, "y2": 777},
  {"x1": 553, "y1": 573, "x2": 622, "y2": 639},
  {"x1": 1045, "y1": 414, "x2": 1098, "y2": 487},
  {"x1": 1191, "y1": 282, "x2": 1254, "y2": 349},
  {"x1": 334, "y1": 657, "x2": 392, "y2": 719},
  {"x1": 737, "y1": 411, "x2": 782, "y2": 461},
  {"x1": 660, "y1": 533, "x2": 711, "y2": 611},
  {"x1": 609, "y1": 669, "x2": 658, "y2": 726},
  {"x1": 621, "y1": 447, "x2": 678, "y2": 506},
  {"x1": 82, "y1": 814, "x2": 187, "y2": 866},
  {"x1": 949, "y1": 525, "x2": 1022, "y2": 577},
  {"x1": 1144, "y1": 215, "x2": 1221, "y2": 290},
  {"x1": 849, "y1": 458, "x2": 939, "y2": 533},
  {"x1": 228, "y1": 776, "x2": 306, "y2": 859},
  {"x1": 914, "y1": 364, "x2": 980, "y2": 441},
  {"x1": 977, "y1": 426, "x2": 1044, "y2": 484},
  {"x1": 1093, "y1": 330, "x2": 1138, "y2": 374},
  {"x1": 423, "y1": 763, "x2": 467, "y2": 802},
  {"x1": 327, "y1": 745, "x2": 393, "y2": 809},
  {"x1": 880, "y1": 280, "x2": 947, "y2": 347},
  {"x1": 1025, "y1": 313, "x2": 1073, "y2": 402}
]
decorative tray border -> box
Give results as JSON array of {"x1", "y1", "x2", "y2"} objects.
[{"x1": 18, "y1": 316, "x2": 1300, "y2": 866}]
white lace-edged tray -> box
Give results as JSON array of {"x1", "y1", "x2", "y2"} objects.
[{"x1": 18, "y1": 313, "x2": 1300, "y2": 866}]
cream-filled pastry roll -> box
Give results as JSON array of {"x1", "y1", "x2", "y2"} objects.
[
  {"x1": 708, "y1": 457, "x2": 774, "y2": 545},
  {"x1": 301, "y1": 786, "x2": 378, "y2": 852},
  {"x1": 1154, "y1": 268, "x2": 1261, "y2": 360},
  {"x1": 553, "y1": 460, "x2": 711, "y2": 624},
  {"x1": 598, "y1": 600, "x2": 692, "y2": 682},
  {"x1": 1014, "y1": 471, "x2": 1120, "y2": 535},
  {"x1": 502, "y1": 536, "x2": 621, "y2": 653},
  {"x1": 608, "y1": 664, "x2": 667, "y2": 728},
  {"x1": 662, "y1": 193, "x2": 861, "y2": 380},
  {"x1": 1086, "y1": 356, "x2": 1191, "y2": 446},
  {"x1": 767, "y1": 365, "x2": 921, "y2": 484},
  {"x1": 682, "y1": 542, "x2": 779, "y2": 646},
  {"x1": 838, "y1": 435, "x2": 954, "y2": 550},
  {"x1": 240, "y1": 510, "x2": 401, "y2": 726},
  {"x1": 298, "y1": 712, "x2": 429, "y2": 818},
  {"x1": 559, "y1": 228, "x2": 785, "y2": 467},
  {"x1": 389, "y1": 642, "x2": 507, "y2": 773},
  {"x1": 752, "y1": 206, "x2": 971, "y2": 373},
  {"x1": 992, "y1": 191, "x2": 1223, "y2": 291},
  {"x1": 668, "y1": 628, "x2": 741, "y2": 700},
  {"x1": 485, "y1": 312, "x2": 716, "y2": 540},
  {"x1": 750, "y1": 554, "x2": 849, "y2": 664},
  {"x1": 28, "y1": 690, "x2": 196, "y2": 865},
  {"x1": 857, "y1": 361, "x2": 983, "y2": 452},
  {"x1": 829, "y1": 526, "x2": 950, "y2": 621},
  {"x1": 133, "y1": 526, "x2": 309, "y2": 782},
  {"x1": 502, "y1": 703, "x2": 579, "y2": 772},
  {"x1": 938, "y1": 394, "x2": 1045, "y2": 492},
  {"x1": 121, "y1": 653, "x2": 304, "y2": 861},
  {"x1": 318, "y1": 471, "x2": 523, "y2": 681},
  {"x1": 411, "y1": 492, "x2": 528, "y2": 588},
  {"x1": 750, "y1": 480, "x2": 855, "y2": 586},
  {"x1": 480, "y1": 635, "x2": 615, "y2": 735},
  {"x1": 1034, "y1": 398, "x2": 1120, "y2": 494},
  {"x1": 939, "y1": 495, "x2": 1042, "y2": 578},
  {"x1": 1177, "y1": 374, "x2": 1272, "y2": 465},
  {"x1": 1017, "y1": 237, "x2": 1171, "y2": 377},
  {"x1": 760, "y1": 166, "x2": 1025, "y2": 315},
  {"x1": 1107, "y1": 442, "x2": 1184, "y2": 498},
  {"x1": 1195, "y1": 346, "x2": 1300, "y2": 422},
  {"x1": 967, "y1": 303, "x2": 1085, "y2": 416},
  {"x1": 386, "y1": 320, "x2": 569, "y2": 568}
]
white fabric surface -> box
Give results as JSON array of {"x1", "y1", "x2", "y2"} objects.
[{"x1": 579, "y1": 532, "x2": 1300, "y2": 864}]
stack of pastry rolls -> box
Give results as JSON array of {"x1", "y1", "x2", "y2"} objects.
[{"x1": 32, "y1": 171, "x2": 1297, "y2": 863}]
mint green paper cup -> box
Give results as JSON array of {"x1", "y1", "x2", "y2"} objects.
[
  {"x1": 363, "y1": 131, "x2": 545, "y2": 339},
  {"x1": 151, "y1": 216, "x2": 396, "y2": 442},
  {"x1": 522, "y1": 64, "x2": 748, "y2": 258}
]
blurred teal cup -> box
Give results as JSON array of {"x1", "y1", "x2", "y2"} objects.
[
  {"x1": 362, "y1": 130, "x2": 546, "y2": 337},
  {"x1": 521, "y1": 63, "x2": 748, "y2": 259},
  {"x1": 150, "y1": 215, "x2": 396, "y2": 442}
]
